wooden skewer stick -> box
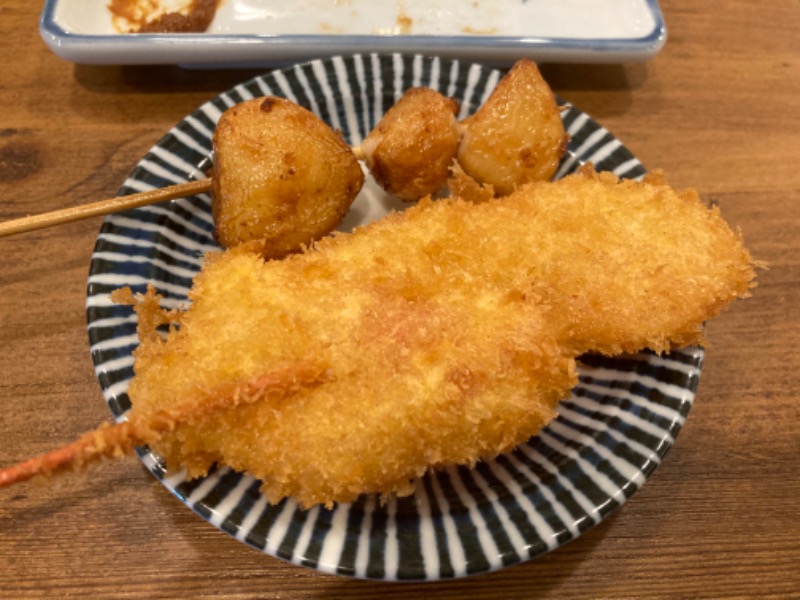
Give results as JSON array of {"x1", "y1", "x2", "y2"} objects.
[
  {"x1": 0, "y1": 178, "x2": 213, "y2": 238},
  {"x1": 0, "y1": 140, "x2": 374, "y2": 239},
  {"x1": 351, "y1": 144, "x2": 366, "y2": 161}
]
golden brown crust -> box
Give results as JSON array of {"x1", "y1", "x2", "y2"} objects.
[
  {"x1": 110, "y1": 285, "x2": 178, "y2": 343},
  {"x1": 446, "y1": 161, "x2": 495, "y2": 203},
  {"x1": 129, "y1": 168, "x2": 755, "y2": 507},
  {"x1": 0, "y1": 168, "x2": 757, "y2": 508},
  {"x1": 457, "y1": 59, "x2": 568, "y2": 195},
  {"x1": 211, "y1": 97, "x2": 364, "y2": 257},
  {"x1": 361, "y1": 87, "x2": 460, "y2": 200}
]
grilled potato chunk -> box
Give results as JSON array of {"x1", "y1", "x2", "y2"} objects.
[
  {"x1": 212, "y1": 97, "x2": 364, "y2": 258},
  {"x1": 360, "y1": 87, "x2": 460, "y2": 201},
  {"x1": 457, "y1": 59, "x2": 567, "y2": 195}
]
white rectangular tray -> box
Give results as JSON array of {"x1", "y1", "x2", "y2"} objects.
[{"x1": 40, "y1": 0, "x2": 666, "y2": 67}]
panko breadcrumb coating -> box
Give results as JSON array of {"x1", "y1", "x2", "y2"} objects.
[{"x1": 0, "y1": 167, "x2": 757, "y2": 507}]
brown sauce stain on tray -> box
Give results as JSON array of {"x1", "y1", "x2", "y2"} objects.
[{"x1": 108, "y1": 0, "x2": 218, "y2": 33}]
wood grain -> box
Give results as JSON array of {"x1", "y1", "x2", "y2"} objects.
[
  {"x1": 1, "y1": 1, "x2": 798, "y2": 597},
  {"x1": 0, "y1": 179, "x2": 213, "y2": 237}
]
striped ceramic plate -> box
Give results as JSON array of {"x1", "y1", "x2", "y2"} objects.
[{"x1": 86, "y1": 53, "x2": 701, "y2": 580}]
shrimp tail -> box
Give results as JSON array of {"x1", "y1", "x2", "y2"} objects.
[{"x1": 0, "y1": 421, "x2": 141, "y2": 489}]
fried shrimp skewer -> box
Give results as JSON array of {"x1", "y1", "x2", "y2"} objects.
[
  {"x1": 0, "y1": 358, "x2": 331, "y2": 489},
  {"x1": 0, "y1": 423, "x2": 139, "y2": 488},
  {"x1": 0, "y1": 167, "x2": 757, "y2": 507}
]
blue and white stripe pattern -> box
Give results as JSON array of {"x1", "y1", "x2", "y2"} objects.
[{"x1": 86, "y1": 54, "x2": 699, "y2": 580}]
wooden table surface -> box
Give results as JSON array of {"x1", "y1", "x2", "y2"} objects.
[{"x1": 1, "y1": 1, "x2": 798, "y2": 598}]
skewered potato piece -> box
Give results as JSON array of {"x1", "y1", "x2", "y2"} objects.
[
  {"x1": 212, "y1": 96, "x2": 364, "y2": 258},
  {"x1": 457, "y1": 59, "x2": 567, "y2": 196},
  {"x1": 0, "y1": 60, "x2": 568, "y2": 240},
  {"x1": 359, "y1": 87, "x2": 460, "y2": 201}
]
